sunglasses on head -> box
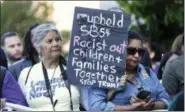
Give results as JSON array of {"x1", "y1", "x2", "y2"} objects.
[{"x1": 127, "y1": 47, "x2": 145, "y2": 56}]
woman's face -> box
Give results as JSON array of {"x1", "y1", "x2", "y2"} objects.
[
  {"x1": 40, "y1": 31, "x2": 62, "y2": 59},
  {"x1": 126, "y1": 39, "x2": 144, "y2": 70}
]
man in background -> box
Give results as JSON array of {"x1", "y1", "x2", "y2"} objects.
[
  {"x1": 162, "y1": 34, "x2": 184, "y2": 97},
  {"x1": 1, "y1": 32, "x2": 23, "y2": 67}
]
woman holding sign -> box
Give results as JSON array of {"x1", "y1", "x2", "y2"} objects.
[
  {"x1": 87, "y1": 31, "x2": 170, "y2": 111},
  {"x1": 18, "y1": 23, "x2": 80, "y2": 111}
]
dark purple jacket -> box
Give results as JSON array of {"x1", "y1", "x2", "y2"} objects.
[{"x1": 2, "y1": 70, "x2": 28, "y2": 106}]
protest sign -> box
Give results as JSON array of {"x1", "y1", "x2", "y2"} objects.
[{"x1": 67, "y1": 7, "x2": 131, "y2": 89}]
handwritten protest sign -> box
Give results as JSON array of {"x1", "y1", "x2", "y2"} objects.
[{"x1": 67, "y1": 7, "x2": 131, "y2": 89}]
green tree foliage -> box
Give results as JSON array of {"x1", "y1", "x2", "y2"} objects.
[
  {"x1": 118, "y1": 0, "x2": 184, "y2": 50},
  {"x1": 1, "y1": 1, "x2": 54, "y2": 38},
  {"x1": 61, "y1": 30, "x2": 71, "y2": 57},
  {"x1": 61, "y1": 30, "x2": 71, "y2": 44}
]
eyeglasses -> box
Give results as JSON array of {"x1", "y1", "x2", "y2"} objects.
[{"x1": 127, "y1": 47, "x2": 145, "y2": 56}]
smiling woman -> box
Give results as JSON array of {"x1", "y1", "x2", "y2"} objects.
[{"x1": 18, "y1": 23, "x2": 80, "y2": 111}]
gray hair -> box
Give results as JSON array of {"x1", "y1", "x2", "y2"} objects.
[
  {"x1": 31, "y1": 23, "x2": 61, "y2": 53},
  {"x1": 171, "y1": 33, "x2": 183, "y2": 53}
]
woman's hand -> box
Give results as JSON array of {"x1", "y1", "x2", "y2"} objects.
[
  {"x1": 129, "y1": 102, "x2": 146, "y2": 110},
  {"x1": 107, "y1": 74, "x2": 129, "y2": 101},
  {"x1": 115, "y1": 102, "x2": 146, "y2": 111},
  {"x1": 143, "y1": 99, "x2": 155, "y2": 110},
  {"x1": 120, "y1": 75, "x2": 128, "y2": 87},
  {"x1": 130, "y1": 96, "x2": 155, "y2": 110},
  {"x1": 130, "y1": 96, "x2": 143, "y2": 104}
]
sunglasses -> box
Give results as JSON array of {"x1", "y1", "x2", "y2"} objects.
[{"x1": 127, "y1": 47, "x2": 145, "y2": 56}]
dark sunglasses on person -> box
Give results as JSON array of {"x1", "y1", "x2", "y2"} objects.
[{"x1": 127, "y1": 47, "x2": 145, "y2": 56}]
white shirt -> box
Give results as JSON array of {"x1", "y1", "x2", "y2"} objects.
[{"x1": 18, "y1": 62, "x2": 80, "y2": 111}]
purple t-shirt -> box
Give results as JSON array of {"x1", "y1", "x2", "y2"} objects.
[{"x1": 2, "y1": 70, "x2": 28, "y2": 106}]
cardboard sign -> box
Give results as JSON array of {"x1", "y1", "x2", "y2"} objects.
[{"x1": 67, "y1": 7, "x2": 131, "y2": 89}]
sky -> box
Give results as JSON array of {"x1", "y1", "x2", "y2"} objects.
[
  {"x1": 49, "y1": 1, "x2": 133, "y2": 52},
  {"x1": 52, "y1": 1, "x2": 120, "y2": 31}
]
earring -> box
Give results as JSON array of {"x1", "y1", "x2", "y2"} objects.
[{"x1": 39, "y1": 52, "x2": 42, "y2": 59}]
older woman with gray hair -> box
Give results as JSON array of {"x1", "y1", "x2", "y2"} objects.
[{"x1": 18, "y1": 23, "x2": 80, "y2": 111}]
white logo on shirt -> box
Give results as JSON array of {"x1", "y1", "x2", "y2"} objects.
[{"x1": 29, "y1": 77, "x2": 65, "y2": 100}]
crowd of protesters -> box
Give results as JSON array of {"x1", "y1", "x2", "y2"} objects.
[{"x1": 0, "y1": 9, "x2": 184, "y2": 111}]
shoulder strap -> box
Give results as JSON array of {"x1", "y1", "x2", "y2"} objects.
[{"x1": 0, "y1": 67, "x2": 7, "y2": 98}]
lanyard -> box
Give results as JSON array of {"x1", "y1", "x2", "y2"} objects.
[
  {"x1": 59, "y1": 63, "x2": 73, "y2": 111},
  {"x1": 42, "y1": 62, "x2": 56, "y2": 111},
  {"x1": 42, "y1": 61, "x2": 73, "y2": 111}
]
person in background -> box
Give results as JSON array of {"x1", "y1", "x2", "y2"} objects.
[
  {"x1": 157, "y1": 51, "x2": 180, "y2": 80},
  {"x1": 18, "y1": 23, "x2": 80, "y2": 111},
  {"x1": 165, "y1": 34, "x2": 184, "y2": 65},
  {"x1": 1, "y1": 32, "x2": 23, "y2": 67},
  {"x1": 86, "y1": 31, "x2": 170, "y2": 111},
  {"x1": 171, "y1": 33, "x2": 184, "y2": 54},
  {"x1": 162, "y1": 34, "x2": 184, "y2": 97},
  {"x1": 157, "y1": 34, "x2": 183, "y2": 81},
  {"x1": 140, "y1": 40, "x2": 152, "y2": 68},
  {"x1": 0, "y1": 48, "x2": 28, "y2": 111},
  {"x1": 147, "y1": 43, "x2": 162, "y2": 74},
  {"x1": 9, "y1": 23, "x2": 40, "y2": 81}
]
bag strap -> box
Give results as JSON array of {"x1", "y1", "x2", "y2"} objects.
[{"x1": 0, "y1": 66, "x2": 7, "y2": 98}]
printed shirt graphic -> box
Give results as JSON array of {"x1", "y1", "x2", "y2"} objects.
[{"x1": 18, "y1": 62, "x2": 80, "y2": 111}]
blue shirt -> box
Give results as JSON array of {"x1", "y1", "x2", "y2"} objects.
[
  {"x1": 80, "y1": 86, "x2": 91, "y2": 110},
  {"x1": 87, "y1": 64, "x2": 171, "y2": 111}
]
